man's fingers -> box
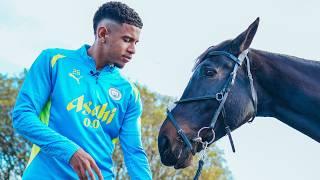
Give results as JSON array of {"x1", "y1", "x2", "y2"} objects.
[
  {"x1": 79, "y1": 163, "x2": 88, "y2": 180},
  {"x1": 74, "y1": 166, "x2": 83, "y2": 180},
  {"x1": 70, "y1": 149, "x2": 103, "y2": 180},
  {"x1": 84, "y1": 160, "x2": 95, "y2": 180},
  {"x1": 89, "y1": 158, "x2": 103, "y2": 180}
]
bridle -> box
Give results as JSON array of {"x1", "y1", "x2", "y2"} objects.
[{"x1": 166, "y1": 49, "x2": 258, "y2": 179}]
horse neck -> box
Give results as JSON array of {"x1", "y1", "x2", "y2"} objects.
[{"x1": 250, "y1": 49, "x2": 320, "y2": 142}]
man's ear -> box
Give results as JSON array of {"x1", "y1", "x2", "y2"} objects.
[
  {"x1": 97, "y1": 26, "x2": 110, "y2": 43},
  {"x1": 230, "y1": 17, "x2": 260, "y2": 55}
]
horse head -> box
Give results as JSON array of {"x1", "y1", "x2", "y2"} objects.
[{"x1": 158, "y1": 18, "x2": 260, "y2": 169}]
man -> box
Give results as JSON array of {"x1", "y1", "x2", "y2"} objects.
[{"x1": 12, "y1": 2, "x2": 152, "y2": 179}]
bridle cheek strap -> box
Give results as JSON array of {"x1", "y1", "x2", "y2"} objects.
[{"x1": 166, "y1": 109, "x2": 195, "y2": 155}]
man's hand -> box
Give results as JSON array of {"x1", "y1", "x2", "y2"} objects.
[{"x1": 70, "y1": 148, "x2": 104, "y2": 180}]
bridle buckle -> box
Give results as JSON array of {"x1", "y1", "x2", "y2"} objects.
[{"x1": 216, "y1": 92, "x2": 224, "y2": 101}]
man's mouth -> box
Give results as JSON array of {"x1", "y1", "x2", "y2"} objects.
[{"x1": 122, "y1": 55, "x2": 132, "y2": 62}]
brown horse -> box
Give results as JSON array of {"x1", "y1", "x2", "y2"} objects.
[{"x1": 158, "y1": 17, "x2": 320, "y2": 169}]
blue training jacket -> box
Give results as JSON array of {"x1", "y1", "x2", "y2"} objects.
[{"x1": 12, "y1": 45, "x2": 152, "y2": 180}]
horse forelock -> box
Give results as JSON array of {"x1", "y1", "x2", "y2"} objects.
[{"x1": 192, "y1": 40, "x2": 232, "y2": 72}]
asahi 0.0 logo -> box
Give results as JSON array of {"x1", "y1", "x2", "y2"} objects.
[{"x1": 109, "y1": 88, "x2": 122, "y2": 101}]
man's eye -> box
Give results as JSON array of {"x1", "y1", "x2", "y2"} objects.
[{"x1": 123, "y1": 38, "x2": 130, "y2": 43}]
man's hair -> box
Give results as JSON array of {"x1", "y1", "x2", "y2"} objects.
[{"x1": 93, "y1": 1, "x2": 143, "y2": 34}]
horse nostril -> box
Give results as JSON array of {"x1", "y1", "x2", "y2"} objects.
[
  {"x1": 158, "y1": 135, "x2": 170, "y2": 153},
  {"x1": 158, "y1": 134, "x2": 178, "y2": 166}
]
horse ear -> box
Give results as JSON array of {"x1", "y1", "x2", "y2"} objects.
[{"x1": 230, "y1": 17, "x2": 260, "y2": 55}]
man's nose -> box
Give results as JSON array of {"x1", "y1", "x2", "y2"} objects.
[{"x1": 127, "y1": 43, "x2": 136, "y2": 54}]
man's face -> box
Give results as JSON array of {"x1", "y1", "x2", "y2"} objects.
[{"x1": 103, "y1": 23, "x2": 141, "y2": 68}]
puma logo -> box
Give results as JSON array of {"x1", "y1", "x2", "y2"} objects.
[{"x1": 69, "y1": 69, "x2": 83, "y2": 85}]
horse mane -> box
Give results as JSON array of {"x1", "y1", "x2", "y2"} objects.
[
  {"x1": 254, "y1": 49, "x2": 320, "y2": 66},
  {"x1": 193, "y1": 41, "x2": 320, "y2": 73}
]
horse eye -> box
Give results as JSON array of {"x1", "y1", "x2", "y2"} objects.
[{"x1": 205, "y1": 69, "x2": 216, "y2": 77}]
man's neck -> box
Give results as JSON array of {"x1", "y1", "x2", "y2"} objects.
[{"x1": 87, "y1": 43, "x2": 106, "y2": 70}]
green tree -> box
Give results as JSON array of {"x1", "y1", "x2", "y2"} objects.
[{"x1": 0, "y1": 72, "x2": 30, "y2": 180}]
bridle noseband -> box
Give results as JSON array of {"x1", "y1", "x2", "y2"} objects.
[{"x1": 166, "y1": 49, "x2": 258, "y2": 155}]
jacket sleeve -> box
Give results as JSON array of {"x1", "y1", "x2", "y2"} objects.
[
  {"x1": 12, "y1": 50, "x2": 79, "y2": 163},
  {"x1": 119, "y1": 89, "x2": 152, "y2": 180}
]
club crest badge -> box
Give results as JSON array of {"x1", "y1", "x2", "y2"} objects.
[{"x1": 109, "y1": 88, "x2": 122, "y2": 101}]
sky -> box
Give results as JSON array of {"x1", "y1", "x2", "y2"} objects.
[{"x1": 1, "y1": 0, "x2": 320, "y2": 179}]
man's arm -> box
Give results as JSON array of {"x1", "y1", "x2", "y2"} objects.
[
  {"x1": 13, "y1": 50, "x2": 103, "y2": 179},
  {"x1": 12, "y1": 50, "x2": 79, "y2": 163},
  {"x1": 119, "y1": 89, "x2": 152, "y2": 180}
]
